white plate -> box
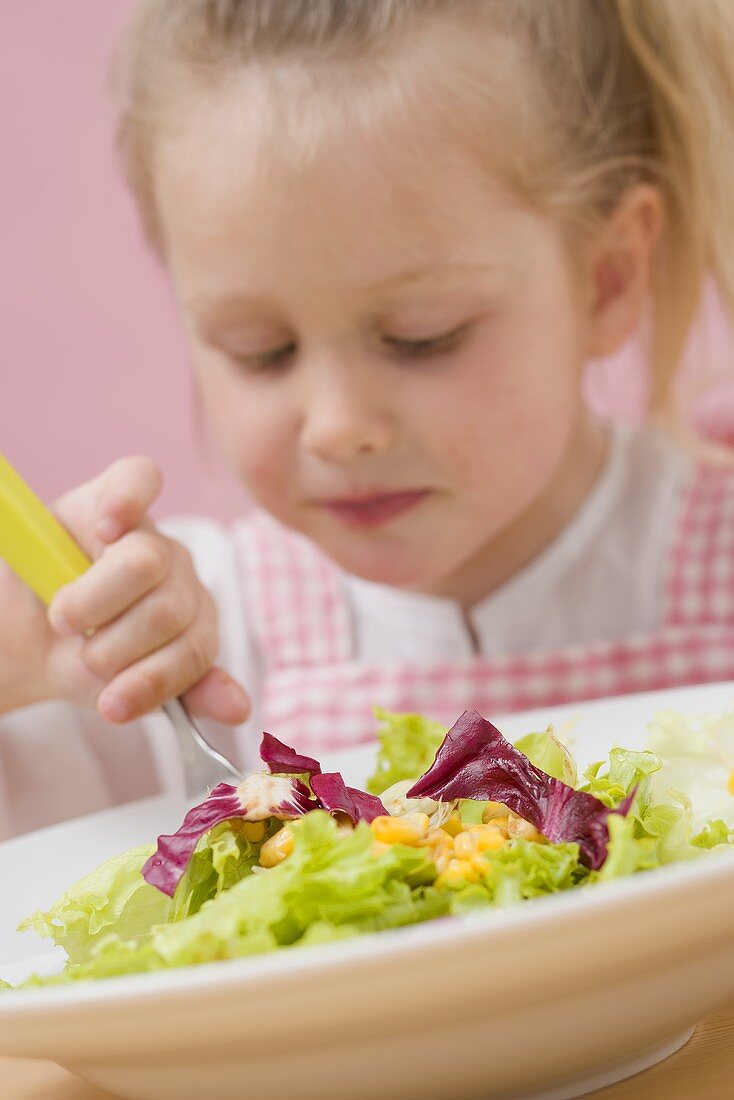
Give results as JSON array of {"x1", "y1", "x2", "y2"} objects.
[{"x1": 2, "y1": 681, "x2": 734, "y2": 1100}]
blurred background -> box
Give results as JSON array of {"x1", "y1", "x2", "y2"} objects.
[{"x1": 2, "y1": 2, "x2": 733, "y2": 523}]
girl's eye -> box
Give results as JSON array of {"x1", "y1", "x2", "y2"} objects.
[
  {"x1": 226, "y1": 321, "x2": 471, "y2": 371},
  {"x1": 232, "y1": 342, "x2": 297, "y2": 373},
  {"x1": 383, "y1": 323, "x2": 470, "y2": 360}
]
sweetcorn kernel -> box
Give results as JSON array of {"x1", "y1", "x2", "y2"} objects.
[
  {"x1": 482, "y1": 801, "x2": 508, "y2": 822},
  {"x1": 424, "y1": 826, "x2": 454, "y2": 845},
  {"x1": 468, "y1": 824, "x2": 506, "y2": 851},
  {"x1": 432, "y1": 850, "x2": 452, "y2": 874},
  {"x1": 435, "y1": 857, "x2": 480, "y2": 890},
  {"x1": 370, "y1": 815, "x2": 425, "y2": 845},
  {"x1": 259, "y1": 825, "x2": 294, "y2": 867},
  {"x1": 469, "y1": 853, "x2": 492, "y2": 876},
  {"x1": 442, "y1": 812, "x2": 464, "y2": 837},
  {"x1": 419, "y1": 826, "x2": 455, "y2": 874},
  {"x1": 453, "y1": 832, "x2": 477, "y2": 859},
  {"x1": 370, "y1": 840, "x2": 392, "y2": 858},
  {"x1": 507, "y1": 813, "x2": 541, "y2": 841},
  {"x1": 242, "y1": 820, "x2": 266, "y2": 843},
  {"x1": 401, "y1": 812, "x2": 431, "y2": 833}
]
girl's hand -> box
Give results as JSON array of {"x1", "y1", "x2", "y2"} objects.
[{"x1": 0, "y1": 457, "x2": 251, "y2": 726}]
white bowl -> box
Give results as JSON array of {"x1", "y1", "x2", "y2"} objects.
[{"x1": 1, "y1": 681, "x2": 734, "y2": 1100}]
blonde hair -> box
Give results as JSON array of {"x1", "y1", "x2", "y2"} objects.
[{"x1": 110, "y1": 0, "x2": 734, "y2": 436}]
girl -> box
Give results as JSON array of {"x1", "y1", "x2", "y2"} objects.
[{"x1": 2, "y1": 0, "x2": 734, "y2": 838}]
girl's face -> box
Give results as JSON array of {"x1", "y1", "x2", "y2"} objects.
[{"x1": 155, "y1": 68, "x2": 604, "y2": 603}]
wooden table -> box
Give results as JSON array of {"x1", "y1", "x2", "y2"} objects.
[{"x1": 3, "y1": 1003, "x2": 733, "y2": 1099}]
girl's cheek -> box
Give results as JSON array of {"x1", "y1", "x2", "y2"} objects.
[
  {"x1": 226, "y1": 417, "x2": 284, "y2": 488},
  {"x1": 189, "y1": 356, "x2": 292, "y2": 496},
  {"x1": 193, "y1": 370, "x2": 267, "y2": 473},
  {"x1": 240, "y1": 445, "x2": 285, "y2": 497},
  {"x1": 220, "y1": 404, "x2": 295, "y2": 497}
]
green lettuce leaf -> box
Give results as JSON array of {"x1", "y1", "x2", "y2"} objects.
[
  {"x1": 514, "y1": 727, "x2": 578, "y2": 786},
  {"x1": 16, "y1": 812, "x2": 448, "y2": 987},
  {"x1": 366, "y1": 709, "x2": 447, "y2": 794},
  {"x1": 16, "y1": 843, "x2": 171, "y2": 966},
  {"x1": 691, "y1": 819, "x2": 734, "y2": 848},
  {"x1": 634, "y1": 800, "x2": 699, "y2": 865},
  {"x1": 592, "y1": 814, "x2": 660, "y2": 880},
  {"x1": 17, "y1": 820, "x2": 268, "y2": 967},
  {"x1": 581, "y1": 749, "x2": 662, "y2": 809},
  {"x1": 646, "y1": 709, "x2": 734, "y2": 827},
  {"x1": 448, "y1": 838, "x2": 585, "y2": 912},
  {"x1": 594, "y1": 792, "x2": 734, "y2": 882},
  {"x1": 168, "y1": 819, "x2": 273, "y2": 921}
]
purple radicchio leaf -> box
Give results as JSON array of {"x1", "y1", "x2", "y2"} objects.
[
  {"x1": 141, "y1": 772, "x2": 318, "y2": 897},
  {"x1": 260, "y1": 732, "x2": 322, "y2": 778},
  {"x1": 407, "y1": 709, "x2": 636, "y2": 870},
  {"x1": 260, "y1": 734, "x2": 386, "y2": 821},
  {"x1": 142, "y1": 734, "x2": 386, "y2": 896},
  {"x1": 311, "y1": 772, "x2": 388, "y2": 824}
]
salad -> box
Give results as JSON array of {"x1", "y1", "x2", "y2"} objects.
[{"x1": 4, "y1": 705, "x2": 733, "y2": 990}]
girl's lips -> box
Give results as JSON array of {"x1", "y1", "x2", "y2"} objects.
[{"x1": 320, "y1": 489, "x2": 429, "y2": 528}]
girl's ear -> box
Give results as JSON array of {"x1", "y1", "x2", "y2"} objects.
[{"x1": 583, "y1": 183, "x2": 664, "y2": 359}]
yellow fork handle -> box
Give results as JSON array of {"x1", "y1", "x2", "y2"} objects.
[{"x1": 0, "y1": 451, "x2": 91, "y2": 606}]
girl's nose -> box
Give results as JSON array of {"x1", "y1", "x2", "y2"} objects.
[{"x1": 300, "y1": 365, "x2": 395, "y2": 463}]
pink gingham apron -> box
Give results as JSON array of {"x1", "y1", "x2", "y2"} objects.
[{"x1": 235, "y1": 461, "x2": 734, "y2": 752}]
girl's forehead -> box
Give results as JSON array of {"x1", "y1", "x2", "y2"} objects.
[
  {"x1": 152, "y1": 49, "x2": 545, "y2": 306},
  {"x1": 158, "y1": 76, "x2": 485, "y2": 216},
  {"x1": 161, "y1": 120, "x2": 510, "y2": 278}
]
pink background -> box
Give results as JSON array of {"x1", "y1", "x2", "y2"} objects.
[
  {"x1": 1, "y1": 1, "x2": 246, "y2": 523},
  {"x1": 2, "y1": 3, "x2": 732, "y2": 525}
]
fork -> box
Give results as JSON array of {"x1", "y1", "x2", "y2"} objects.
[{"x1": 0, "y1": 450, "x2": 242, "y2": 797}]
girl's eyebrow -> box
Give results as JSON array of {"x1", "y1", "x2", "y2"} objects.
[
  {"x1": 367, "y1": 261, "x2": 499, "y2": 293},
  {"x1": 185, "y1": 262, "x2": 500, "y2": 321}
]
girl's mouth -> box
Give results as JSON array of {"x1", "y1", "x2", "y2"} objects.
[{"x1": 320, "y1": 489, "x2": 430, "y2": 529}]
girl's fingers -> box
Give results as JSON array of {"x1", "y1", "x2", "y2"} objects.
[
  {"x1": 96, "y1": 622, "x2": 220, "y2": 723},
  {"x1": 79, "y1": 583, "x2": 202, "y2": 683},
  {"x1": 48, "y1": 529, "x2": 174, "y2": 636},
  {"x1": 94, "y1": 458, "x2": 164, "y2": 544},
  {"x1": 181, "y1": 667, "x2": 252, "y2": 726},
  {"x1": 53, "y1": 457, "x2": 164, "y2": 561}
]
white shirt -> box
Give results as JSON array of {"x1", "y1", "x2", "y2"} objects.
[{"x1": 0, "y1": 424, "x2": 687, "y2": 839}]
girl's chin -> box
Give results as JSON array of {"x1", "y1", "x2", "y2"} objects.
[{"x1": 317, "y1": 533, "x2": 448, "y2": 590}]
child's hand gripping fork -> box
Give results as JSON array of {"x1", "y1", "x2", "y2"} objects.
[{"x1": 0, "y1": 451, "x2": 241, "y2": 797}]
